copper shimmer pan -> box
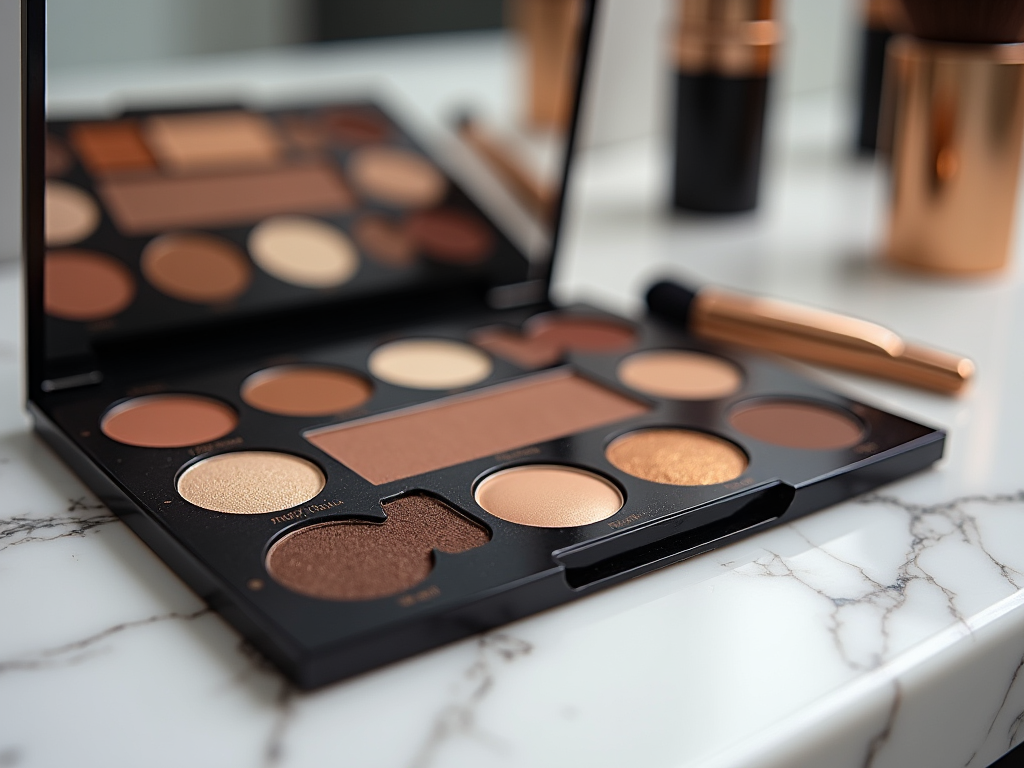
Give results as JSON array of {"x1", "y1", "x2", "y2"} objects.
[
  {"x1": 44, "y1": 250, "x2": 135, "y2": 321},
  {"x1": 730, "y1": 400, "x2": 865, "y2": 450},
  {"x1": 606, "y1": 428, "x2": 747, "y2": 486},
  {"x1": 306, "y1": 371, "x2": 649, "y2": 485},
  {"x1": 242, "y1": 365, "x2": 372, "y2": 417},
  {"x1": 97, "y1": 163, "x2": 354, "y2": 235},
  {"x1": 101, "y1": 394, "x2": 237, "y2": 448},
  {"x1": 266, "y1": 493, "x2": 489, "y2": 600},
  {"x1": 141, "y1": 233, "x2": 252, "y2": 304}
]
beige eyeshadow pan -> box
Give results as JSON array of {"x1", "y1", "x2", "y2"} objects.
[
  {"x1": 45, "y1": 181, "x2": 100, "y2": 247},
  {"x1": 141, "y1": 233, "x2": 252, "y2": 304},
  {"x1": 248, "y1": 216, "x2": 359, "y2": 288},
  {"x1": 618, "y1": 350, "x2": 742, "y2": 400},
  {"x1": 241, "y1": 365, "x2": 372, "y2": 417},
  {"x1": 143, "y1": 111, "x2": 283, "y2": 173},
  {"x1": 101, "y1": 394, "x2": 237, "y2": 448},
  {"x1": 177, "y1": 451, "x2": 324, "y2": 515},
  {"x1": 367, "y1": 338, "x2": 493, "y2": 390},
  {"x1": 475, "y1": 465, "x2": 624, "y2": 528},
  {"x1": 349, "y1": 146, "x2": 447, "y2": 208}
]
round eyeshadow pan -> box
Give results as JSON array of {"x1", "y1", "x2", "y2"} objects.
[
  {"x1": 44, "y1": 250, "x2": 136, "y2": 322},
  {"x1": 606, "y1": 428, "x2": 747, "y2": 486},
  {"x1": 349, "y1": 146, "x2": 447, "y2": 208},
  {"x1": 141, "y1": 232, "x2": 252, "y2": 304},
  {"x1": 177, "y1": 451, "x2": 324, "y2": 515},
  {"x1": 730, "y1": 400, "x2": 865, "y2": 450},
  {"x1": 368, "y1": 338, "x2": 493, "y2": 390},
  {"x1": 248, "y1": 216, "x2": 360, "y2": 288},
  {"x1": 474, "y1": 464, "x2": 624, "y2": 528},
  {"x1": 45, "y1": 181, "x2": 100, "y2": 247},
  {"x1": 101, "y1": 394, "x2": 237, "y2": 449},
  {"x1": 618, "y1": 350, "x2": 743, "y2": 400},
  {"x1": 241, "y1": 365, "x2": 372, "y2": 417},
  {"x1": 408, "y1": 209, "x2": 494, "y2": 265},
  {"x1": 526, "y1": 314, "x2": 637, "y2": 353}
]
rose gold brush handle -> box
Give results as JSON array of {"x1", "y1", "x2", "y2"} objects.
[{"x1": 691, "y1": 288, "x2": 975, "y2": 394}]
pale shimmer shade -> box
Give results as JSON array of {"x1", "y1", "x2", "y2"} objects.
[
  {"x1": 349, "y1": 146, "x2": 448, "y2": 208},
  {"x1": 606, "y1": 429, "x2": 747, "y2": 486},
  {"x1": 368, "y1": 338, "x2": 493, "y2": 389},
  {"x1": 730, "y1": 400, "x2": 865, "y2": 450},
  {"x1": 475, "y1": 465, "x2": 623, "y2": 528},
  {"x1": 101, "y1": 394, "x2": 237, "y2": 448},
  {"x1": 248, "y1": 216, "x2": 359, "y2": 288},
  {"x1": 143, "y1": 111, "x2": 283, "y2": 172},
  {"x1": 141, "y1": 233, "x2": 252, "y2": 304},
  {"x1": 177, "y1": 451, "x2": 325, "y2": 515},
  {"x1": 241, "y1": 365, "x2": 372, "y2": 417},
  {"x1": 45, "y1": 250, "x2": 135, "y2": 321},
  {"x1": 45, "y1": 181, "x2": 100, "y2": 246},
  {"x1": 266, "y1": 493, "x2": 489, "y2": 601},
  {"x1": 618, "y1": 350, "x2": 743, "y2": 400}
]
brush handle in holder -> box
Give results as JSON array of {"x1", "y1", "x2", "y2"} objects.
[{"x1": 884, "y1": 37, "x2": 1024, "y2": 275}]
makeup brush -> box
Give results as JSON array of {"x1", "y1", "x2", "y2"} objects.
[
  {"x1": 883, "y1": 0, "x2": 1024, "y2": 274},
  {"x1": 646, "y1": 279, "x2": 975, "y2": 394}
]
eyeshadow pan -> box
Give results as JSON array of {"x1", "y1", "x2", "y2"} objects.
[
  {"x1": 349, "y1": 146, "x2": 447, "y2": 208},
  {"x1": 177, "y1": 451, "x2": 324, "y2": 515},
  {"x1": 408, "y1": 209, "x2": 495, "y2": 265},
  {"x1": 475, "y1": 465, "x2": 623, "y2": 527},
  {"x1": 141, "y1": 233, "x2": 252, "y2": 304},
  {"x1": 67, "y1": 120, "x2": 156, "y2": 175},
  {"x1": 618, "y1": 350, "x2": 743, "y2": 400},
  {"x1": 266, "y1": 493, "x2": 489, "y2": 601},
  {"x1": 606, "y1": 428, "x2": 747, "y2": 486},
  {"x1": 44, "y1": 250, "x2": 135, "y2": 321},
  {"x1": 527, "y1": 314, "x2": 637, "y2": 353},
  {"x1": 242, "y1": 365, "x2": 372, "y2": 417},
  {"x1": 143, "y1": 111, "x2": 283, "y2": 172},
  {"x1": 355, "y1": 215, "x2": 416, "y2": 267},
  {"x1": 323, "y1": 108, "x2": 393, "y2": 144},
  {"x1": 45, "y1": 181, "x2": 100, "y2": 247},
  {"x1": 101, "y1": 394, "x2": 237, "y2": 448},
  {"x1": 730, "y1": 400, "x2": 865, "y2": 450},
  {"x1": 45, "y1": 134, "x2": 73, "y2": 177},
  {"x1": 248, "y1": 216, "x2": 359, "y2": 288},
  {"x1": 368, "y1": 338, "x2": 493, "y2": 390}
]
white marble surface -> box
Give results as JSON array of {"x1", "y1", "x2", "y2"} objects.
[{"x1": 5, "y1": 53, "x2": 1024, "y2": 768}]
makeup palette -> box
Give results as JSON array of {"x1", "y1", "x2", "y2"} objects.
[{"x1": 24, "y1": 1, "x2": 944, "y2": 688}]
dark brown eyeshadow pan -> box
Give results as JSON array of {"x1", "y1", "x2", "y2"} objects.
[
  {"x1": 266, "y1": 493, "x2": 489, "y2": 601},
  {"x1": 729, "y1": 400, "x2": 865, "y2": 450},
  {"x1": 408, "y1": 208, "x2": 495, "y2": 265}
]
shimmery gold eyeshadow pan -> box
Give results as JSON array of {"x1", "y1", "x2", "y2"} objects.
[{"x1": 28, "y1": 2, "x2": 945, "y2": 689}]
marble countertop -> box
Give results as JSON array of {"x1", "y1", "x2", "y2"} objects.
[{"x1": 4, "y1": 60, "x2": 1024, "y2": 767}]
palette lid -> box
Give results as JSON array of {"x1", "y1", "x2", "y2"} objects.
[{"x1": 24, "y1": 0, "x2": 596, "y2": 395}]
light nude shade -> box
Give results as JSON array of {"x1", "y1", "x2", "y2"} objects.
[
  {"x1": 368, "y1": 338, "x2": 492, "y2": 389},
  {"x1": 618, "y1": 350, "x2": 742, "y2": 400},
  {"x1": 98, "y1": 163, "x2": 354, "y2": 236},
  {"x1": 730, "y1": 400, "x2": 864, "y2": 450},
  {"x1": 45, "y1": 181, "x2": 100, "y2": 246},
  {"x1": 248, "y1": 216, "x2": 359, "y2": 288},
  {"x1": 141, "y1": 233, "x2": 252, "y2": 304},
  {"x1": 475, "y1": 465, "x2": 623, "y2": 527},
  {"x1": 177, "y1": 451, "x2": 325, "y2": 515},
  {"x1": 349, "y1": 146, "x2": 447, "y2": 208},
  {"x1": 606, "y1": 428, "x2": 747, "y2": 486},
  {"x1": 143, "y1": 111, "x2": 283, "y2": 173},
  {"x1": 306, "y1": 371, "x2": 648, "y2": 485},
  {"x1": 242, "y1": 365, "x2": 372, "y2": 417},
  {"x1": 44, "y1": 250, "x2": 135, "y2": 321},
  {"x1": 101, "y1": 394, "x2": 237, "y2": 448},
  {"x1": 68, "y1": 120, "x2": 156, "y2": 175}
]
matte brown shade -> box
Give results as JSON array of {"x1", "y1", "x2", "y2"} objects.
[
  {"x1": 408, "y1": 209, "x2": 495, "y2": 265},
  {"x1": 266, "y1": 493, "x2": 489, "y2": 601},
  {"x1": 141, "y1": 233, "x2": 252, "y2": 304},
  {"x1": 606, "y1": 428, "x2": 747, "y2": 486},
  {"x1": 98, "y1": 163, "x2": 354, "y2": 236},
  {"x1": 323, "y1": 108, "x2": 393, "y2": 144},
  {"x1": 730, "y1": 400, "x2": 865, "y2": 450},
  {"x1": 355, "y1": 215, "x2": 416, "y2": 267},
  {"x1": 45, "y1": 181, "x2": 100, "y2": 246},
  {"x1": 101, "y1": 394, "x2": 237, "y2": 448},
  {"x1": 44, "y1": 250, "x2": 135, "y2": 321},
  {"x1": 474, "y1": 465, "x2": 624, "y2": 528},
  {"x1": 67, "y1": 120, "x2": 156, "y2": 175},
  {"x1": 306, "y1": 370, "x2": 649, "y2": 485},
  {"x1": 474, "y1": 314, "x2": 636, "y2": 369},
  {"x1": 618, "y1": 350, "x2": 743, "y2": 400},
  {"x1": 177, "y1": 451, "x2": 324, "y2": 515},
  {"x1": 348, "y1": 146, "x2": 447, "y2": 208},
  {"x1": 241, "y1": 366, "x2": 372, "y2": 417},
  {"x1": 143, "y1": 111, "x2": 283, "y2": 173}
]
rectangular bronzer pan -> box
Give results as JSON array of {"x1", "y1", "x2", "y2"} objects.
[
  {"x1": 97, "y1": 162, "x2": 354, "y2": 235},
  {"x1": 306, "y1": 370, "x2": 649, "y2": 485}
]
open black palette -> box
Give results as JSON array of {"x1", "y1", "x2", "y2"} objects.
[{"x1": 23, "y1": 0, "x2": 944, "y2": 688}]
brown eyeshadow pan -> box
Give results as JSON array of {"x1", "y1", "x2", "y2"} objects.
[
  {"x1": 606, "y1": 428, "x2": 747, "y2": 486},
  {"x1": 242, "y1": 365, "x2": 372, "y2": 417},
  {"x1": 474, "y1": 314, "x2": 637, "y2": 369},
  {"x1": 355, "y1": 215, "x2": 416, "y2": 267},
  {"x1": 68, "y1": 120, "x2": 156, "y2": 175},
  {"x1": 408, "y1": 208, "x2": 495, "y2": 265},
  {"x1": 44, "y1": 250, "x2": 136, "y2": 321},
  {"x1": 101, "y1": 394, "x2": 237, "y2": 448},
  {"x1": 266, "y1": 493, "x2": 489, "y2": 601},
  {"x1": 141, "y1": 233, "x2": 252, "y2": 304},
  {"x1": 730, "y1": 400, "x2": 865, "y2": 450}
]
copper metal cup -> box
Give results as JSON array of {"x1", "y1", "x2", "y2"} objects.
[{"x1": 884, "y1": 37, "x2": 1024, "y2": 275}]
